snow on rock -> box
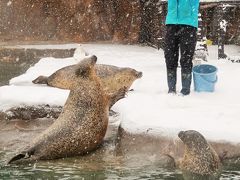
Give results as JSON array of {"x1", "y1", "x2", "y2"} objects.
[
  {"x1": 1, "y1": 44, "x2": 240, "y2": 143},
  {"x1": 227, "y1": 55, "x2": 240, "y2": 63},
  {"x1": 0, "y1": 85, "x2": 68, "y2": 111}
]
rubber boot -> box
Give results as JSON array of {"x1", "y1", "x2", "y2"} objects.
[
  {"x1": 180, "y1": 72, "x2": 192, "y2": 95},
  {"x1": 167, "y1": 69, "x2": 177, "y2": 94}
]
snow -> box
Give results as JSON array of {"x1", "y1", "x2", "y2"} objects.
[
  {"x1": 0, "y1": 85, "x2": 68, "y2": 111},
  {"x1": 4, "y1": 44, "x2": 79, "y2": 50},
  {"x1": 220, "y1": 20, "x2": 227, "y2": 32},
  {"x1": 1, "y1": 44, "x2": 240, "y2": 143}
]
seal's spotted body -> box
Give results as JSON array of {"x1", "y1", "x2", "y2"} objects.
[{"x1": 33, "y1": 63, "x2": 142, "y2": 96}]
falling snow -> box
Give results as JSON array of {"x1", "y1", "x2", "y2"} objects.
[
  {"x1": 0, "y1": 44, "x2": 240, "y2": 143},
  {"x1": 7, "y1": 1, "x2": 12, "y2": 6}
]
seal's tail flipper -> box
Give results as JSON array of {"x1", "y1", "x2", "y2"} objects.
[
  {"x1": 32, "y1": 76, "x2": 48, "y2": 84},
  {"x1": 8, "y1": 153, "x2": 26, "y2": 164},
  {"x1": 8, "y1": 148, "x2": 36, "y2": 164}
]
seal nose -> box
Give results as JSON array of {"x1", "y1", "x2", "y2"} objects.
[
  {"x1": 178, "y1": 131, "x2": 185, "y2": 140},
  {"x1": 136, "y1": 71, "x2": 143, "y2": 78},
  {"x1": 91, "y1": 55, "x2": 97, "y2": 64}
]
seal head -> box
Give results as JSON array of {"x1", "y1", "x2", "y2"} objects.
[{"x1": 178, "y1": 130, "x2": 221, "y2": 178}]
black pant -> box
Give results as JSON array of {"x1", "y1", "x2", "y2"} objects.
[{"x1": 164, "y1": 25, "x2": 197, "y2": 74}]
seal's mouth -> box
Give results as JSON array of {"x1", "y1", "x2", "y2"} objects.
[{"x1": 178, "y1": 131, "x2": 185, "y2": 141}]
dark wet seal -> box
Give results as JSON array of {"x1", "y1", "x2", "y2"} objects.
[{"x1": 178, "y1": 130, "x2": 222, "y2": 180}]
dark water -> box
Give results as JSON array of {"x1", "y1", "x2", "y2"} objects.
[
  {"x1": 1, "y1": 146, "x2": 240, "y2": 180},
  {"x1": 0, "y1": 148, "x2": 184, "y2": 180}
]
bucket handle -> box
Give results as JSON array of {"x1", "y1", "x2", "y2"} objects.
[{"x1": 200, "y1": 75, "x2": 218, "y2": 84}]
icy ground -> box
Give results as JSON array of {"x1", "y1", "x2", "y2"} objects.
[{"x1": 0, "y1": 44, "x2": 240, "y2": 143}]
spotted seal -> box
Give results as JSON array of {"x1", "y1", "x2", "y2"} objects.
[
  {"x1": 32, "y1": 61, "x2": 142, "y2": 106},
  {"x1": 178, "y1": 130, "x2": 221, "y2": 179},
  {"x1": 8, "y1": 55, "x2": 124, "y2": 164}
]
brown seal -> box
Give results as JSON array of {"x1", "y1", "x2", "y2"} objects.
[
  {"x1": 178, "y1": 130, "x2": 221, "y2": 179},
  {"x1": 8, "y1": 55, "x2": 124, "y2": 164},
  {"x1": 32, "y1": 61, "x2": 142, "y2": 104}
]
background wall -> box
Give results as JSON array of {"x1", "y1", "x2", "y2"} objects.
[
  {"x1": 0, "y1": 0, "x2": 239, "y2": 45},
  {"x1": 0, "y1": 0, "x2": 141, "y2": 43}
]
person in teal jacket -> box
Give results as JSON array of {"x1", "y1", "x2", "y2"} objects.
[{"x1": 164, "y1": 0, "x2": 200, "y2": 95}]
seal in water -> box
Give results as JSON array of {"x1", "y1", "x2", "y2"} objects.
[
  {"x1": 8, "y1": 55, "x2": 125, "y2": 164},
  {"x1": 178, "y1": 130, "x2": 221, "y2": 179}
]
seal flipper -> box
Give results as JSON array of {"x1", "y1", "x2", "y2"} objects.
[
  {"x1": 8, "y1": 148, "x2": 36, "y2": 164},
  {"x1": 108, "y1": 86, "x2": 128, "y2": 109},
  {"x1": 8, "y1": 153, "x2": 26, "y2": 164},
  {"x1": 32, "y1": 76, "x2": 48, "y2": 84}
]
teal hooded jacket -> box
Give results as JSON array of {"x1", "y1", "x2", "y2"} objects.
[{"x1": 165, "y1": 0, "x2": 200, "y2": 28}]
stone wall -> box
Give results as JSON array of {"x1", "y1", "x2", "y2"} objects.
[
  {"x1": 0, "y1": 0, "x2": 239, "y2": 46},
  {"x1": 0, "y1": 0, "x2": 141, "y2": 43}
]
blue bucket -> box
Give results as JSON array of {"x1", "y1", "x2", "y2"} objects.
[{"x1": 192, "y1": 64, "x2": 218, "y2": 92}]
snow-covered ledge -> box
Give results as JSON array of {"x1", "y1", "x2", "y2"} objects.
[{"x1": 1, "y1": 44, "x2": 240, "y2": 165}]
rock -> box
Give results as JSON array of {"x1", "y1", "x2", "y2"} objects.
[{"x1": 115, "y1": 127, "x2": 179, "y2": 169}]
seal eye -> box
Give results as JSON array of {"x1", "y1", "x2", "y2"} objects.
[{"x1": 75, "y1": 67, "x2": 90, "y2": 78}]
